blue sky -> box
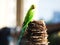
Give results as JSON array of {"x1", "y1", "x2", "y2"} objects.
[
  {"x1": 24, "y1": 0, "x2": 60, "y2": 22},
  {"x1": 0, "y1": 0, "x2": 60, "y2": 28}
]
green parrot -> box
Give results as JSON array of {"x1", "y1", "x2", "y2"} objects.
[{"x1": 17, "y1": 5, "x2": 35, "y2": 45}]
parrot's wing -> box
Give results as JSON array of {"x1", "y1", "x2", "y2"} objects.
[
  {"x1": 23, "y1": 5, "x2": 35, "y2": 26},
  {"x1": 17, "y1": 5, "x2": 35, "y2": 45}
]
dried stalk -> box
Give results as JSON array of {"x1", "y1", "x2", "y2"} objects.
[{"x1": 26, "y1": 20, "x2": 49, "y2": 45}]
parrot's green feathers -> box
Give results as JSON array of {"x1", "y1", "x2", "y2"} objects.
[
  {"x1": 23, "y1": 5, "x2": 35, "y2": 26},
  {"x1": 17, "y1": 5, "x2": 35, "y2": 45}
]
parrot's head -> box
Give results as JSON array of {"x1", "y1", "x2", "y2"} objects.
[{"x1": 30, "y1": 5, "x2": 35, "y2": 10}]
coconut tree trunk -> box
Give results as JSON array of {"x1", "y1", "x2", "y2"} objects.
[{"x1": 20, "y1": 20, "x2": 49, "y2": 45}]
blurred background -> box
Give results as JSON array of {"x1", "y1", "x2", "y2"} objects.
[{"x1": 0, "y1": 0, "x2": 60, "y2": 45}]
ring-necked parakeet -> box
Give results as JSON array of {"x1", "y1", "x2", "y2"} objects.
[{"x1": 17, "y1": 5, "x2": 35, "y2": 45}]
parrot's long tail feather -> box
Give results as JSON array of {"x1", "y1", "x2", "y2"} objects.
[{"x1": 17, "y1": 5, "x2": 35, "y2": 45}]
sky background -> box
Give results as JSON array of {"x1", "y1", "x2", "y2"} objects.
[
  {"x1": 24, "y1": 0, "x2": 60, "y2": 22},
  {"x1": 0, "y1": 0, "x2": 16, "y2": 28},
  {"x1": 0, "y1": 0, "x2": 60, "y2": 28}
]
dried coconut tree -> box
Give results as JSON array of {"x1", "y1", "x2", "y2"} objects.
[{"x1": 22, "y1": 20, "x2": 49, "y2": 45}]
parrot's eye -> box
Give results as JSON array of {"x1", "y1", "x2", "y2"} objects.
[{"x1": 31, "y1": 5, "x2": 35, "y2": 9}]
